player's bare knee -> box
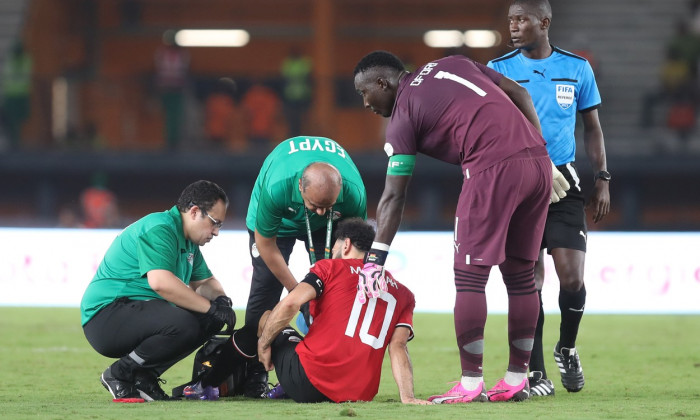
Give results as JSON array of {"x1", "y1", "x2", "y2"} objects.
[{"x1": 559, "y1": 276, "x2": 584, "y2": 292}]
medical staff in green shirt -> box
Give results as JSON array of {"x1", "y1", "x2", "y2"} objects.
[
  {"x1": 208, "y1": 136, "x2": 367, "y2": 398},
  {"x1": 81, "y1": 180, "x2": 235, "y2": 403}
]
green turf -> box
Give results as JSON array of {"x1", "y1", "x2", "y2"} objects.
[{"x1": 0, "y1": 308, "x2": 698, "y2": 419}]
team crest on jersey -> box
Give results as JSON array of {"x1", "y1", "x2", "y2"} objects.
[
  {"x1": 556, "y1": 84, "x2": 575, "y2": 109},
  {"x1": 187, "y1": 253, "x2": 194, "y2": 265}
]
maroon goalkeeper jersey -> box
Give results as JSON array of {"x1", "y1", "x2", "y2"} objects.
[
  {"x1": 385, "y1": 55, "x2": 546, "y2": 177},
  {"x1": 296, "y1": 258, "x2": 415, "y2": 402}
]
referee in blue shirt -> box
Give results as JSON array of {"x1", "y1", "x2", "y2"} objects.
[{"x1": 488, "y1": 0, "x2": 610, "y2": 396}]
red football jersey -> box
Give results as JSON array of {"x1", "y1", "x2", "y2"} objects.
[{"x1": 295, "y1": 258, "x2": 415, "y2": 402}]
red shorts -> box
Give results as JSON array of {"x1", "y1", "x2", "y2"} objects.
[{"x1": 453, "y1": 146, "x2": 550, "y2": 267}]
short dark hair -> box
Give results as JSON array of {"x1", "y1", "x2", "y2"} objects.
[
  {"x1": 511, "y1": 0, "x2": 552, "y2": 20},
  {"x1": 334, "y1": 217, "x2": 375, "y2": 252},
  {"x1": 353, "y1": 50, "x2": 405, "y2": 77},
  {"x1": 176, "y1": 180, "x2": 229, "y2": 213}
]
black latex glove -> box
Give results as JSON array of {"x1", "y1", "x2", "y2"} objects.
[{"x1": 207, "y1": 297, "x2": 236, "y2": 333}]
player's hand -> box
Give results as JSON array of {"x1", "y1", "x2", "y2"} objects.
[
  {"x1": 257, "y1": 341, "x2": 274, "y2": 371},
  {"x1": 551, "y1": 161, "x2": 570, "y2": 204},
  {"x1": 356, "y1": 262, "x2": 387, "y2": 304},
  {"x1": 206, "y1": 297, "x2": 236, "y2": 333}
]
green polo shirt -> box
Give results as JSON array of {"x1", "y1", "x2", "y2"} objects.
[
  {"x1": 80, "y1": 206, "x2": 212, "y2": 326},
  {"x1": 246, "y1": 136, "x2": 367, "y2": 238}
]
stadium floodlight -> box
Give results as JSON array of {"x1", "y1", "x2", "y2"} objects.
[
  {"x1": 464, "y1": 30, "x2": 501, "y2": 48},
  {"x1": 174, "y1": 29, "x2": 250, "y2": 47},
  {"x1": 423, "y1": 30, "x2": 465, "y2": 48}
]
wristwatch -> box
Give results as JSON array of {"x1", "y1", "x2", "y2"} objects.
[{"x1": 594, "y1": 170, "x2": 611, "y2": 182}]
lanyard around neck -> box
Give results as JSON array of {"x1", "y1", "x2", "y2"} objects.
[{"x1": 304, "y1": 207, "x2": 333, "y2": 264}]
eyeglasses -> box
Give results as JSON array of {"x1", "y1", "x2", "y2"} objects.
[{"x1": 202, "y1": 210, "x2": 223, "y2": 229}]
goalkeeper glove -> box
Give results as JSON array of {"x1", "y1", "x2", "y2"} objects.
[
  {"x1": 551, "y1": 161, "x2": 570, "y2": 204},
  {"x1": 356, "y1": 248, "x2": 389, "y2": 304}
]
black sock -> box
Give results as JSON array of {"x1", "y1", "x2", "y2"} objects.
[
  {"x1": 559, "y1": 285, "x2": 586, "y2": 349},
  {"x1": 112, "y1": 354, "x2": 142, "y2": 382},
  {"x1": 231, "y1": 325, "x2": 259, "y2": 357},
  {"x1": 529, "y1": 289, "x2": 547, "y2": 377}
]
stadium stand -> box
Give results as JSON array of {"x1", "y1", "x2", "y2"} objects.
[{"x1": 1, "y1": 0, "x2": 699, "y2": 231}]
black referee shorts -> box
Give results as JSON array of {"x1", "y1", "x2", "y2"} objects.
[{"x1": 542, "y1": 162, "x2": 588, "y2": 254}]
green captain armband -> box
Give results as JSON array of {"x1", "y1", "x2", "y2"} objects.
[{"x1": 387, "y1": 154, "x2": 416, "y2": 176}]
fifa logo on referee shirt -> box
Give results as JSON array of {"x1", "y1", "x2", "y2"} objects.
[{"x1": 556, "y1": 84, "x2": 575, "y2": 109}]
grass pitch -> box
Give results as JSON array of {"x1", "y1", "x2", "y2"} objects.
[{"x1": 0, "y1": 308, "x2": 698, "y2": 419}]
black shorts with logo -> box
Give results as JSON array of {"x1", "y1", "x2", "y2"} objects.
[{"x1": 541, "y1": 162, "x2": 588, "y2": 254}]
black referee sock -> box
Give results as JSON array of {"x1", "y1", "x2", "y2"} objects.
[
  {"x1": 529, "y1": 289, "x2": 547, "y2": 377},
  {"x1": 559, "y1": 285, "x2": 586, "y2": 349}
]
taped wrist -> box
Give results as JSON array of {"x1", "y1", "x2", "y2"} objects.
[{"x1": 364, "y1": 248, "x2": 389, "y2": 266}]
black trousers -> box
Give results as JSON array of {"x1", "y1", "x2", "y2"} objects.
[{"x1": 83, "y1": 298, "x2": 222, "y2": 377}]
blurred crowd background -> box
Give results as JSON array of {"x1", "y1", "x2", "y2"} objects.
[{"x1": 1, "y1": 0, "x2": 699, "y2": 231}]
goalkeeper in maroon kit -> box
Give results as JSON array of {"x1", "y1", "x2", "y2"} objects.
[
  {"x1": 257, "y1": 218, "x2": 431, "y2": 404},
  {"x1": 353, "y1": 51, "x2": 558, "y2": 403}
]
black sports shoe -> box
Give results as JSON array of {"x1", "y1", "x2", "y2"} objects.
[
  {"x1": 101, "y1": 367, "x2": 144, "y2": 402},
  {"x1": 134, "y1": 372, "x2": 170, "y2": 401},
  {"x1": 528, "y1": 371, "x2": 555, "y2": 397},
  {"x1": 243, "y1": 361, "x2": 271, "y2": 398},
  {"x1": 553, "y1": 342, "x2": 585, "y2": 392}
]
